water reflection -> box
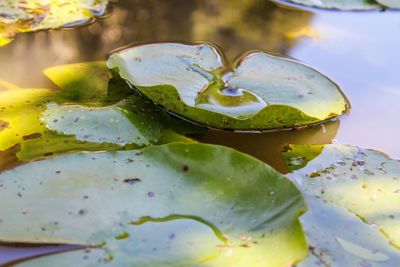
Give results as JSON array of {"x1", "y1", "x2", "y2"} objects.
[
  {"x1": 287, "y1": 10, "x2": 400, "y2": 159},
  {"x1": 0, "y1": 0, "x2": 312, "y2": 88},
  {"x1": 202, "y1": 120, "x2": 340, "y2": 173}
]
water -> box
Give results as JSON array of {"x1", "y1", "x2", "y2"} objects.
[{"x1": 0, "y1": 0, "x2": 399, "y2": 264}]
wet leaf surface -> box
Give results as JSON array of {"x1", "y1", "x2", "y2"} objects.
[
  {"x1": 0, "y1": 0, "x2": 109, "y2": 46},
  {"x1": 107, "y1": 42, "x2": 349, "y2": 131},
  {"x1": 283, "y1": 144, "x2": 400, "y2": 266},
  {"x1": 43, "y1": 99, "x2": 162, "y2": 147},
  {"x1": 0, "y1": 62, "x2": 201, "y2": 166},
  {"x1": 1, "y1": 143, "x2": 307, "y2": 266}
]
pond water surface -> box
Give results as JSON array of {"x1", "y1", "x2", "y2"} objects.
[{"x1": 0, "y1": 0, "x2": 399, "y2": 265}]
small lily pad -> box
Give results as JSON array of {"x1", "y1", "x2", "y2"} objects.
[
  {"x1": 278, "y1": 0, "x2": 400, "y2": 10},
  {"x1": 283, "y1": 144, "x2": 400, "y2": 266},
  {"x1": 107, "y1": 43, "x2": 349, "y2": 131},
  {"x1": 278, "y1": 0, "x2": 380, "y2": 10},
  {"x1": 1, "y1": 143, "x2": 307, "y2": 266},
  {"x1": 0, "y1": 0, "x2": 109, "y2": 46}
]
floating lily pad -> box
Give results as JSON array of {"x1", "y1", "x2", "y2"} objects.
[
  {"x1": 0, "y1": 0, "x2": 109, "y2": 46},
  {"x1": 277, "y1": 0, "x2": 400, "y2": 10},
  {"x1": 277, "y1": 0, "x2": 380, "y2": 10},
  {"x1": 1, "y1": 143, "x2": 307, "y2": 266},
  {"x1": 0, "y1": 62, "x2": 200, "y2": 164},
  {"x1": 107, "y1": 43, "x2": 349, "y2": 131},
  {"x1": 0, "y1": 88, "x2": 138, "y2": 163},
  {"x1": 296, "y1": 199, "x2": 400, "y2": 267},
  {"x1": 283, "y1": 144, "x2": 400, "y2": 266}
]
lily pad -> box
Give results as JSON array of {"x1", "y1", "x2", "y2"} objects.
[
  {"x1": 0, "y1": 62, "x2": 201, "y2": 164},
  {"x1": 277, "y1": 0, "x2": 380, "y2": 10},
  {"x1": 44, "y1": 61, "x2": 113, "y2": 103},
  {"x1": 0, "y1": 0, "x2": 109, "y2": 46},
  {"x1": 283, "y1": 144, "x2": 400, "y2": 266},
  {"x1": 0, "y1": 88, "x2": 137, "y2": 163},
  {"x1": 44, "y1": 61, "x2": 138, "y2": 106},
  {"x1": 296, "y1": 199, "x2": 400, "y2": 267},
  {"x1": 43, "y1": 99, "x2": 162, "y2": 147},
  {"x1": 1, "y1": 143, "x2": 307, "y2": 266},
  {"x1": 277, "y1": 0, "x2": 400, "y2": 10},
  {"x1": 107, "y1": 43, "x2": 349, "y2": 131}
]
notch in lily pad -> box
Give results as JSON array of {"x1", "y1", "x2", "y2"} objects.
[{"x1": 107, "y1": 42, "x2": 350, "y2": 131}]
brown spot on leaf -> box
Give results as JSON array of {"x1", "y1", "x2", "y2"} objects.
[
  {"x1": 78, "y1": 209, "x2": 88, "y2": 216},
  {"x1": 22, "y1": 133, "x2": 42, "y2": 140},
  {"x1": 182, "y1": 165, "x2": 189, "y2": 172},
  {"x1": 0, "y1": 120, "x2": 9, "y2": 132},
  {"x1": 123, "y1": 178, "x2": 141, "y2": 185},
  {"x1": 309, "y1": 172, "x2": 321, "y2": 178},
  {"x1": 0, "y1": 144, "x2": 22, "y2": 173}
]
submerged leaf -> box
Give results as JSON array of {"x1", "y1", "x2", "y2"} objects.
[
  {"x1": 2, "y1": 143, "x2": 307, "y2": 267},
  {"x1": 108, "y1": 43, "x2": 349, "y2": 131},
  {"x1": 0, "y1": 0, "x2": 109, "y2": 46},
  {"x1": 283, "y1": 144, "x2": 400, "y2": 266}
]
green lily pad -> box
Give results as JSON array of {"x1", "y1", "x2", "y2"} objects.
[
  {"x1": 44, "y1": 61, "x2": 137, "y2": 106},
  {"x1": 1, "y1": 143, "x2": 307, "y2": 266},
  {"x1": 0, "y1": 88, "x2": 61, "y2": 152},
  {"x1": 0, "y1": 88, "x2": 136, "y2": 163},
  {"x1": 283, "y1": 144, "x2": 400, "y2": 266},
  {"x1": 278, "y1": 0, "x2": 400, "y2": 10},
  {"x1": 0, "y1": 0, "x2": 109, "y2": 46},
  {"x1": 0, "y1": 62, "x2": 201, "y2": 164},
  {"x1": 107, "y1": 43, "x2": 349, "y2": 131},
  {"x1": 297, "y1": 199, "x2": 400, "y2": 266},
  {"x1": 44, "y1": 61, "x2": 112, "y2": 103},
  {"x1": 43, "y1": 98, "x2": 162, "y2": 147}
]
